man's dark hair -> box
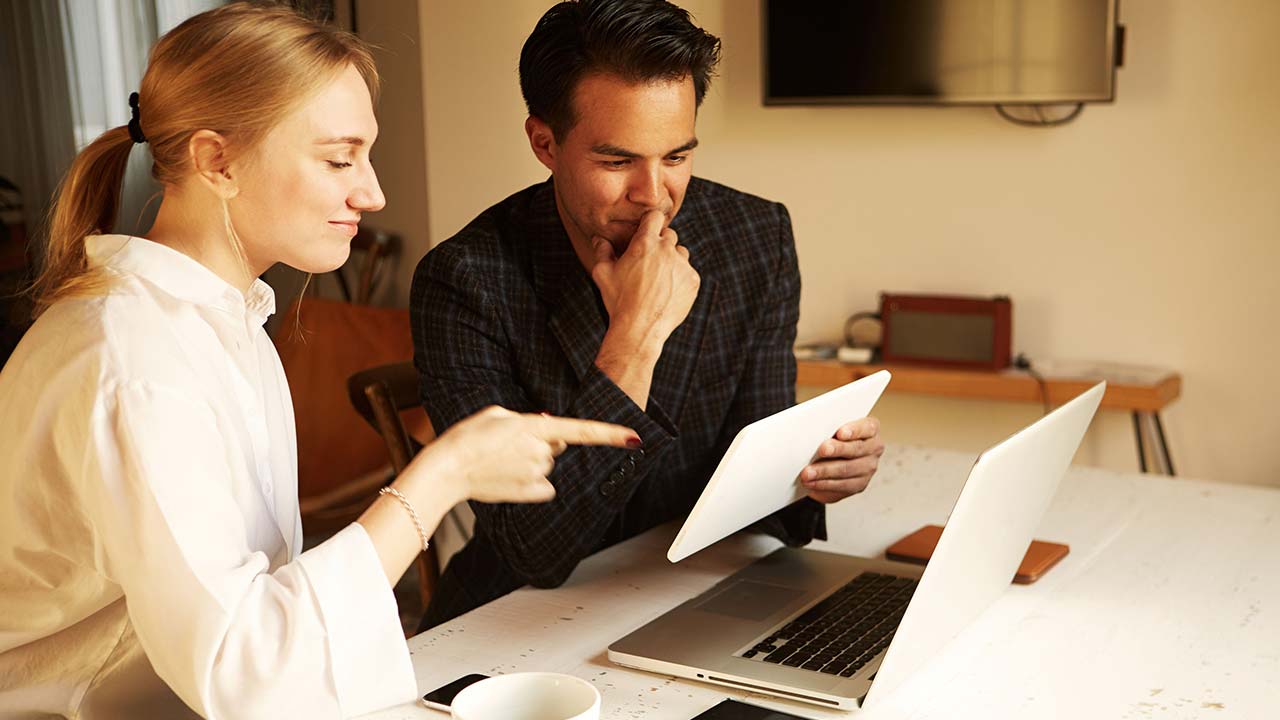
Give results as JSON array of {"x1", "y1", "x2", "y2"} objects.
[{"x1": 519, "y1": 0, "x2": 722, "y2": 141}]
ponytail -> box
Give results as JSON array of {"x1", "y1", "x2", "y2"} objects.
[
  {"x1": 30, "y1": 126, "x2": 136, "y2": 316},
  {"x1": 27, "y1": 2, "x2": 378, "y2": 317}
]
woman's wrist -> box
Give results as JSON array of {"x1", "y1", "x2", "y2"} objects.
[
  {"x1": 353, "y1": 445, "x2": 469, "y2": 585},
  {"x1": 395, "y1": 445, "x2": 469, "y2": 515},
  {"x1": 378, "y1": 487, "x2": 430, "y2": 552}
]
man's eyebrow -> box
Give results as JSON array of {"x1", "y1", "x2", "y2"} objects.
[
  {"x1": 590, "y1": 143, "x2": 639, "y2": 158},
  {"x1": 314, "y1": 136, "x2": 366, "y2": 146},
  {"x1": 668, "y1": 138, "x2": 699, "y2": 155},
  {"x1": 589, "y1": 138, "x2": 700, "y2": 157}
]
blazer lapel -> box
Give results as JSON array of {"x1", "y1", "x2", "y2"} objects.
[
  {"x1": 547, "y1": 275, "x2": 608, "y2": 385},
  {"x1": 649, "y1": 210, "x2": 717, "y2": 426},
  {"x1": 528, "y1": 181, "x2": 608, "y2": 384}
]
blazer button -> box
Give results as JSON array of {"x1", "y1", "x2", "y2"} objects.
[{"x1": 600, "y1": 479, "x2": 617, "y2": 497}]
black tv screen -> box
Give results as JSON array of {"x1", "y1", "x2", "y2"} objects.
[{"x1": 764, "y1": 0, "x2": 1118, "y2": 105}]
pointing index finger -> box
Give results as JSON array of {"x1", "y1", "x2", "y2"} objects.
[{"x1": 533, "y1": 415, "x2": 641, "y2": 449}]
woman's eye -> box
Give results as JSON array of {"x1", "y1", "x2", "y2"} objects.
[
  {"x1": 667, "y1": 155, "x2": 687, "y2": 164},
  {"x1": 603, "y1": 159, "x2": 629, "y2": 169},
  {"x1": 327, "y1": 160, "x2": 353, "y2": 170}
]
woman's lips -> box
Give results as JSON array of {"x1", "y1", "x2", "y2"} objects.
[{"x1": 329, "y1": 221, "x2": 359, "y2": 237}]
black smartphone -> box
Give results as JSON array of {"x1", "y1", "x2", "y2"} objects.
[
  {"x1": 690, "y1": 699, "x2": 811, "y2": 719},
  {"x1": 421, "y1": 673, "x2": 490, "y2": 711}
]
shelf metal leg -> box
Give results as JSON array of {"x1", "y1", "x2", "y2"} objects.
[
  {"x1": 1132, "y1": 412, "x2": 1148, "y2": 474},
  {"x1": 1153, "y1": 413, "x2": 1176, "y2": 476}
]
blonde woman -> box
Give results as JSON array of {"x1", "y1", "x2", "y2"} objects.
[{"x1": 0, "y1": 4, "x2": 639, "y2": 718}]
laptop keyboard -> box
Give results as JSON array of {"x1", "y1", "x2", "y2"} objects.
[{"x1": 740, "y1": 572, "x2": 918, "y2": 677}]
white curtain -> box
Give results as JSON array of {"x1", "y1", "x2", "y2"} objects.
[
  {"x1": 0, "y1": 1, "x2": 78, "y2": 238},
  {"x1": 0, "y1": 0, "x2": 224, "y2": 241},
  {"x1": 63, "y1": 0, "x2": 225, "y2": 233}
]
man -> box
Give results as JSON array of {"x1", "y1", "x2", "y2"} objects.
[{"x1": 410, "y1": 0, "x2": 884, "y2": 629}]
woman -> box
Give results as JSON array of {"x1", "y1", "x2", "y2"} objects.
[{"x1": 0, "y1": 4, "x2": 639, "y2": 718}]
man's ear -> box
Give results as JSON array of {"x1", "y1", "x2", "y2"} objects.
[
  {"x1": 525, "y1": 115, "x2": 558, "y2": 173},
  {"x1": 188, "y1": 130, "x2": 238, "y2": 199}
]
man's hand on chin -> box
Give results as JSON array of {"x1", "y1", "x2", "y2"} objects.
[{"x1": 799, "y1": 417, "x2": 885, "y2": 504}]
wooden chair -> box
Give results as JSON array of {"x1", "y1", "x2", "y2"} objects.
[
  {"x1": 347, "y1": 362, "x2": 426, "y2": 470},
  {"x1": 344, "y1": 361, "x2": 473, "y2": 610}
]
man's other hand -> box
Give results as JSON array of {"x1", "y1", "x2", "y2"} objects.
[{"x1": 799, "y1": 417, "x2": 885, "y2": 503}]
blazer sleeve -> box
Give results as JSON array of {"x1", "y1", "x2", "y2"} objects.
[
  {"x1": 720, "y1": 202, "x2": 827, "y2": 545},
  {"x1": 79, "y1": 380, "x2": 416, "y2": 720},
  {"x1": 411, "y1": 251, "x2": 680, "y2": 589}
]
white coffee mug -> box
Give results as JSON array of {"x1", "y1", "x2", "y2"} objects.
[{"x1": 450, "y1": 672, "x2": 601, "y2": 720}]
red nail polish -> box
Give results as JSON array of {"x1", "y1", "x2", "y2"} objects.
[{"x1": 626, "y1": 436, "x2": 643, "y2": 448}]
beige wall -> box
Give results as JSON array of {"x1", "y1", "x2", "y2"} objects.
[
  {"x1": 417, "y1": 0, "x2": 550, "y2": 263},
  {"x1": 416, "y1": 0, "x2": 1280, "y2": 486},
  {"x1": 264, "y1": 0, "x2": 431, "y2": 312},
  {"x1": 357, "y1": 0, "x2": 431, "y2": 306}
]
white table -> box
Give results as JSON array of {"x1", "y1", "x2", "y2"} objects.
[{"x1": 362, "y1": 446, "x2": 1280, "y2": 719}]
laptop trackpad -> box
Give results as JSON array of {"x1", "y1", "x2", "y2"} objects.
[{"x1": 693, "y1": 580, "x2": 805, "y2": 622}]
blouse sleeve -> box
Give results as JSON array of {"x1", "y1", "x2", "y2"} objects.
[{"x1": 78, "y1": 379, "x2": 416, "y2": 719}]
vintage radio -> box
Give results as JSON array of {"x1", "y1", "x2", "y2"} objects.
[{"x1": 879, "y1": 293, "x2": 1012, "y2": 371}]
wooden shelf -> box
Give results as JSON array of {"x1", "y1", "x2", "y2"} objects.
[{"x1": 796, "y1": 360, "x2": 1181, "y2": 413}]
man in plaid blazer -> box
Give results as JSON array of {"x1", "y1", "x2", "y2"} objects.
[{"x1": 410, "y1": 0, "x2": 885, "y2": 630}]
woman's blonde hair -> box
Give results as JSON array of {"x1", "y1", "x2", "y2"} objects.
[{"x1": 30, "y1": 1, "x2": 378, "y2": 315}]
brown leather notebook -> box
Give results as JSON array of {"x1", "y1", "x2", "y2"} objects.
[{"x1": 885, "y1": 524, "x2": 1069, "y2": 584}]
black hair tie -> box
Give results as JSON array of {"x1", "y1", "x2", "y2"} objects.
[{"x1": 127, "y1": 92, "x2": 147, "y2": 144}]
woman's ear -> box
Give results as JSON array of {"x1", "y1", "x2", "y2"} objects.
[
  {"x1": 525, "y1": 115, "x2": 558, "y2": 173},
  {"x1": 188, "y1": 130, "x2": 239, "y2": 199}
]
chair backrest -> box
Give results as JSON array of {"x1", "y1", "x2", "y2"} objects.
[
  {"x1": 347, "y1": 361, "x2": 456, "y2": 614},
  {"x1": 347, "y1": 362, "x2": 434, "y2": 474}
]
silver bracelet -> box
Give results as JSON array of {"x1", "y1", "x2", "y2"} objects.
[{"x1": 378, "y1": 487, "x2": 430, "y2": 553}]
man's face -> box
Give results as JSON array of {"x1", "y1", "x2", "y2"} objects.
[{"x1": 533, "y1": 72, "x2": 698, "y2": 255}]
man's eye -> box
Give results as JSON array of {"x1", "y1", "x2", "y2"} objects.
[
  {"x1": 667, "y1": 155, "x2": 687, "y2": 164},
  {"x1": 603, "y1": 159, "x2": 629, "y2": 168},
  {"x1": 327, "y1": 160, "x2": 353, "y2": 169}
]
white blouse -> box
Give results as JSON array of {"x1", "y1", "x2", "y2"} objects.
[{"x1": 0, "y1": 236, "x2": 416, "y2": 718}]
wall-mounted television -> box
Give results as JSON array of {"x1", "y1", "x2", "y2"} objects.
[{"x1": 764, "y1": 0, "x2": 1120, "y2": 106}]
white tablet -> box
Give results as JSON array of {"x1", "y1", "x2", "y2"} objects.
[{"x1": 667, "y1": 370, "x2": 891, "y2": 562}]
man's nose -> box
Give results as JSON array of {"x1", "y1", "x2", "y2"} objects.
[{"x1": 626, "y1": 164, "x2": 665, "y2": 209}]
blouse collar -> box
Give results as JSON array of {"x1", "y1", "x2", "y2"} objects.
[{"x1": 86, "y1": 234, "x2": 276, "y2": 329}]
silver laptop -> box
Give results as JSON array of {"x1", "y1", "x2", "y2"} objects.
[{"x1": 608, "y1": 381, "x2": 1106, "y2": 710}]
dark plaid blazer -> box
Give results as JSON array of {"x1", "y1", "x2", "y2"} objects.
[{"x1": 410, "y1": 177, "x2": 826, "y2": 629}]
